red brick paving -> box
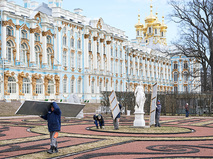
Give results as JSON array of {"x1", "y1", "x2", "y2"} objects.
[{"x1": 1, "y1": 115, "x2": 213, "y2": 159}]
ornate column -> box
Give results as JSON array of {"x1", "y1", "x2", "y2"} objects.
[
  {"x1": 133, "y1": 54, "x2": 136, "y2": 76},
  {"x1": 15, "y1": 25, "x2": 21, "y2": 61},
  {"x1": 84, "y1": 34, "x2": 89, "y2": 69},
  {"x1": 55, "y1": 75, "x2": 60, "y2": 96},
  {"x1": 156, "y1": 60, "x2": 158, "y2": 79},
  {"x1": 2, "y1": 22, "x2": 7, "y2": 59},
  {"x1": 159, "y1": 62, "x2": 161, "y2": 81},
  {"x1": 58, "y1": 27, "x2": 62, "y2": 65},
  {"x1": 32, "y1": 73, "x2": 41, "y2": 96},
  {"x1": 166, "y1": 63, "x2": 169, "y2": 81},
  {"x1": 42, "y1": 27, "x2": 47, "y2": 65},
  {"x1": 100, "y1": 38, "x2": 104, "y2": 71},
  {"x1": 142, "y1": 57, "x2": 146, "y2": 78},
  {"x1": 44, "y1": 74, "x2": 53, "y2": 96},
  {"x1": 18, "y1": 72, "x2": 27, "y2": 96},
  {"x1": 30, "y1": 25, "x2": 35, "y2": 65},
  {"x1": 128, "y1": 54, "x2": 131, "y2": 75},
  {"x1": 106, "y1": 40, "x2": 111, "y2": 72},
  {"x1": 4, "y1": 71, "x2": 11, "y2": 95},
  {"x1": 163, "y1": 62, "x2": 166, "y2": 80},
  {"x1": 147, "y1": 58, "x2": 150, "y2": 79},
  {"x1": 54, "y1": 28, "x2": 58, "y2": 66},
  {"x1": 93, "y1": 36, "x2": 98, "y2": 70},
  {"x1": 151, "y1": 59, "x2": 154, "y2": 78}
]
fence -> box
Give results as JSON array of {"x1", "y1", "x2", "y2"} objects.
[{"x1": 101, "y1": 91, "x2": 213, "y2": 116}]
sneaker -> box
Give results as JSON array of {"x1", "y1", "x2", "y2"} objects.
[{"x1": 47, "y1": 146, "x2": 54, "y2": 154}]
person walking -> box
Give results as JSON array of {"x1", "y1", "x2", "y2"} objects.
[
  {"x1": 41, "y1": 102, "x2": 61, "y2": 154},
  {"x1": 93, "y1": 114, "x2": 105, "y2": 129},
  {"x1": 113, "y1": 102, "x2": 122, "y2": 130},
  {"x1": 155, "y1": 100, "x2": 162, "y2": 127},
  {"x1": 185, "y1": 103, "x2": 189, "y2": 117}
]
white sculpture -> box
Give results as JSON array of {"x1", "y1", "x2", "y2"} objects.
[
  {"x1": 134, "y1": 81, "x2": 146, "y2": 113},
  {"x1": 133, "y1": 81, "x2": 146, "y2": 127}
]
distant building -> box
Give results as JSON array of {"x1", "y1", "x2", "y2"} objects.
[{"x1": 0, "y1": 0, "x2": 201, "y2": 103}]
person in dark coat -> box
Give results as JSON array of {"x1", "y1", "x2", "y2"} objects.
[
  {"x1": 41, "y1": 102, "x2": 61, "y2": 154},
  {"x1": 155, "y1": 100, "x2": 161, "y2": 127},
  {"x1": 185, "y1": 103, "x2": 189, "y2": 117},
  {"x1": 113, "y1": 102, "x2": 122, "y2": 130},
  {"x1": 93, "y1": 114, "x2": 104, "y2": 129}
]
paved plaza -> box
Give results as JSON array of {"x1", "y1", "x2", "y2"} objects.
[{"x1": 1, "y1": 114, "x2": 213, "y2": 159}]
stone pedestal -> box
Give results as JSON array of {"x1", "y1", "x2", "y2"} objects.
[{"x1": 133, "y1": 111, "x2": 145, "y2": 127}]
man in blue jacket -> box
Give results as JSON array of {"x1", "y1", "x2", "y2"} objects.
[
  {"x1": 155, "y1": 100, "x2": 162, "y2": 127},
  {"x1": 93, "y1": 114, "x2": 105, "y2": 129},
  {"x1": 41, "y1": 102, "x2": 61, "y2": 154},
  {"x1": 113, "y1": 102, "x2": 122, "y2": 130}
]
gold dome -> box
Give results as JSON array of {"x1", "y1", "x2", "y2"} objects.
[
  {"x1": 153, "y1": 12, "x2": 161, "y2": 26},
  {"x1": 160, "y1": 16, "x2": 167, "y2": 31},
  {"x1": 135, "y1": 14, "x2": 144, "y2": 28},
  {"x1": 145, "y1": 5, "x2": 156, "y2": 23}
]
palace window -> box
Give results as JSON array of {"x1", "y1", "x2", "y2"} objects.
[
  {"x1": 71, "y1": 52, "x2": 75, "y2": 68},
  {"x1": 99, "y1": 81, "x2": 102, "y2": 93},
  {"x1": 71, "y1": 38, "x2": 74, "y2": 48},
  {"x1": 103, "y1": 46, "x2": 106, "y2": 54},
  {"x1": 6, "y1": 41, "x2": 13, "y2": 62},
  {"x1": 115, "y1": 49, "x2": 118, "y2": 57},
  {"x1": 91, "y1": 81, "x2": 94, "y2": 93},
  {"x1": 22, "y1": 78, "x2": 30, "y2": 94},
  {"x1": 21, "y1": 30, "x2": 27, "y2": 39},
  {"x1": 183, "y1": 72, "x2": 188, "y2": 82},
  {"x1": 115, "y1": 82, "x2": 118, "y2": 91},
  {"x1": 174, "y1": 72, "x2": 178, "y2": 82},
  {"x1": 62, "y1": 51, "x2": 67, "y2": 66},
  {"x1": 20, "y1": 43, "x2": 28, "y2": 64},
  {"x1": 71, "y1": 79, "x2": 74, "y2": 93},
  {"x1": 70, "y1": 29, "x2": 74, "y2": 36},
  {"x1": 149, "y1": 27, "x2": 151, "y2": 33},
  {"x1": 62, "y1": 27, "x2": 66, "y2": 34},
  {"x1": 88, "y1": 42, "x2": 92, "y2": 51},
  {"x1": 77, "y1": 54, "x2": 81, "y2": 69},
  {"x1": 77, "y1": 39, "x2": 81, "y2": 49},
  {"x1": 78, "y1": 79, "x2": 81, "y2": 93},
  {"x1": 174, "y1": 63, "x2": 178, "y2": 69},
  {"x1": 35, "y1": 33, "x2": 40, "y2": 41},
  {"x1": 120, "y1": 50, "x2": 122, "y2": 58},
  {"x1": 47, "y1": 36, "x2": 51, "y2": 44},
  {"x1": 174, "y1": 86, "x2": 178, "y2": 92},
  {"x1": 63, "y1": 78, "x2": 67, "y2": 93},
  {"x1": 111, "y1": 60, "x2": 113, "y2": 72},
  {"x1": 137, "y1": 30, "x2": 139, "y2": 36},
  {"x1": 35, "y1": 45, "x2": 40, "y2": 66},
  {"x1": 184, "y1": 63, "x2": 188, "y2": 69},
  {"x1": 161, "y1": 32, "x2": 164, "y2": 36},
  {"x1": 97, "y1": 42, "x2": 99, "y2": 53},
  {"x1": 48, "y1": 80, "x2": 54, "y2": 94},
  {"x1": 63, "y1": 36, "x2": 67, "y2": 46},
  {"x1": 155, "y1": 29, "x2": 157, "y2": 34},
  {"x1": 8, "y1": 77, "x2": 16, "y2": 93},
  {"x1": 120, "y1": 62, "x2": 122, "y2": 75},
  {"x1": 47, "y1": 48, "x2": 52, "y2": 67},
  {"x1": 36, "y1": 79, "x2": 43, "y2": 94},
  {"x1": 6, "y1": 26, "x2": 13, "y2": 36},
  {"x1": 111, "y1": 48, "x2": 113, "y2": 56},
  {"x1": 184, "y1": 86, "x2": 188, "y2": 92}
]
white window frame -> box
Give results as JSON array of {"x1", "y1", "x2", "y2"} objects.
[
  {"x1": 48, "y1": 80, "x2": 54, "y2": 94},
  {"x1": 8, "y1": 77, "x2": 16, "y2": 93},
  {"x1": 36, "y1": 79, "x2": 43, "y2": 94},
  {"x1": 22, "y1": 78, "x2": 30, "y2": 94}
]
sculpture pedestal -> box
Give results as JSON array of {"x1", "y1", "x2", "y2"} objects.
[{"x1": 133, "y1": 111, "x2": 145, "y2": 127}]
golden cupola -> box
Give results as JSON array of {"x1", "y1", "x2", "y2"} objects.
[
  {"x1": 145, "y1": 4, "x2": 157, "y2": 24},
  {"x1": 135, "y1": 13, "x2": 143, "y2": 29}
]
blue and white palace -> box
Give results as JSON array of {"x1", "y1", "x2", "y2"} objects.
[{"x1": 0, "y1": 0, "x2": 201, "y2": 102}]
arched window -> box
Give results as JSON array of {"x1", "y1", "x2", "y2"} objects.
[
  {"x1": 63, "y1": 36, "x2": 67, "y2": 46},
  {"x1": 184, "y1": 63, "x2": 188, "y2": 69},
  {"x1": 174, "y1": 63, "x2": 178, "y2": 69},
  {"x1": 77, "y1": 54, "x2": 81, "y2": 69},
  {"x1": 47, "y1": 48, "x2": 52, "y2": 67},
  {"x1": 20, "y1": 43, "x2": 28, "y2": 64},
  {"x1": 48, "y1": 80, "x2": 54, "y2": 94},
  {"x1": 63, "y1": 78, "x2": 67, "y2": 93},
  {"x1": 89, "y1": 55, "x2": 92, "y2": 70},
  {"x1": 22, "y1": 78, "x2": 30, "y2": 94},
  {"x1": 35, "y1": 33, "x2": 40, "y2": 41},
  {"x1": 21, "y1": 30, "x2": 27, "y2": 39},
  {"x1": 99, "y1": 81, "x2": 102, "y2": 93},
  {"x1": 71, "y1": 52, "x2": 75, "y2": 68},
  {"x1": 78, "y1": 79, "x2": 81, "y2": 93},
  {"x1": 70, "y1": 29, "x2": 74, "y2": 35},
  {"x1": 71, "y1": 38, "x2": 74, "y2": 48},
  {"x1": 8, "y1": 77, "x2": 16, "y2": 93},
  {"x1": 36, "y1": 79, "x2": 43, "y2": 94},
  {"x1": 183, "y1": 72, "x2": 188, "y2": 82},
  {"x1": 91, "y1": 80, "x2": 94, "y2": 93},
  {"x1": 6, "y1": 26, "x2": 13, "y2": 36},
  {"x1": 174, "y1": 72, "x2": 178, "y2": 82},
  {"x1": 106, "y1": 81, "x2": 108, "y2": 91},
  {"x1": 35, "y1": 45, "x2": 40, "y2": 66},
  {"x1": 6, "y1": 41, "x2": 13, "y2": 62},
  {"x1": 71, "y1": 79, "x2": 74, "y2": 93},
  {"x1": 47, "y1": 36, "x2": 51, "y2": 44},
  {"x1": 77, "y1": 39, "x2": 81, "y2": 49},
  {"x1": 63, "y1": 51, "x2": 67, "y2": 66}
]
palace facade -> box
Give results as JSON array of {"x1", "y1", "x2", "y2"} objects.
[{"x1": 0, "y1": 0, "x2": 201, "y2": 103}]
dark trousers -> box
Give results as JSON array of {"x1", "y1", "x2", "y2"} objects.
[
  {"x1": 185, "y1": 110, "x2": 189, "y2": 117},
  {"x1": 94, "y1": 120, "x2": 103, "y2": 128},
  {"x1": 155, "y1": 113, "x2": 160, "y2": 127}
]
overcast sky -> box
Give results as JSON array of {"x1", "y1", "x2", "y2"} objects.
[{"x1": 10, "y1": 0, "x2": 179, "y2": 45}]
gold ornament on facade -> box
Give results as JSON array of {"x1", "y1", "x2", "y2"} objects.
[
  {"x1": 84, "y1": 34, "x2": 90, "y2": 39},
  {"x1": 13, "y1": 48, "x2": 16, "y2": 65},
  {"x1": 58, "y1": 27, "x2": 62, "y2": 32},
  {"x1": 97, "y1": 18, "x2": 102, "y2": 29},
  {"x1": 30, "y1": 26, "x2": 41, "y2": 34},
  {"x1": 111, "y1": 77, "x2": 113, "y2": 87},
  {"x1": 6, "y1": 36, "x2": 16, "y2": 47},
  {"x1": 106, "y1": 41, "x2": 111, "y2": 45},
  {"x1": 2, "y1": 19, "x2": 15, "y2": 27},
  {"x1": 42, "y1": 30, "x2": 54, "y2": 36},
  {"x1": 27, "y1": 50, "x2": 30, "y2": 67},
  {"x1": 4, "y1": 71, "x2": 11, "y2": 95},
  {"x1": 18, "y1": 72, "x2": 27, "y2": 96},
  {"x1": 93, "y1": 37, "x2": 98, "y2": 41},
  {"x1": 32, "y1": 73, "x2": 40, "y2": 96},
  {"x1": 55, "y1": 75, "x2": 60, "y2": 95},
  {"x1": 15, "y1": 25, "x2": 21, "y2": 30},
  {"x1": 100, "y1": 39, "x2": 104, "y2": 43},
  {"x1": 89, "y1": 75, "x2": 91, "y2": 86},
  {"x1": 34, "y1": 12, "x2": 41, "y2": 23},
  {"x1": 44, "y1": 74, "x2": 53, "y2": 96}
]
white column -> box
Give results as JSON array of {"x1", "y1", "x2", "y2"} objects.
[
  {"x1": 16, "y1": 26, "x2": 20, "y2": 61},
  {"x1": 137, "y1": 57, "x2": 140, "y2": 78},
  {"x1": 159, "y1": 62, "x2": 161, "y2": 81},
  {"x1": 147, "y1": 59, "x2": 150, "y2": 78},
  {"x1": 163, "y1": 62, "x2": 166, "y2": 80},
  {"x1": 156, "y1": 61, "x2": 158, "y2": 79},
  {"x1": 100, "y1": 39, "x2": 104, "y2": 71},
  {"x1": 133, "y1": 55, "x2": 136, "y2": 76},
  {"x1": 122, "y1": 49, "x2": 125, "y2": 76},
  {"x1": 30, "y1": 24, "x2": 35, "y2": 63},
  {"x1": 170, "y1": 64, "x2": 172, "y2": 81},
  {"x1": 84, "y1": 34, "x2": 89, "y2": 69},
  {"x1": 2, "y1": 25, "x2": 6, "y2": 59},
  {"x1": 128, "y1": 54, "x2": 130, "y2": 75},
  {"x1": 58, "y1": 27, "x2": 62, "y2": 65},
  {"x1": 54, "y1": 27, "x2": 58, "y2": 65},
  {"x1": 151, "y1": 60, "x2": 154, "y2": 78},
  {"x1": 93, "y1": 37, "x2": 97, "y2": 70},
  {"x1": 142, "y1": 57, "x2": 146, "y2": 78},
  {"x1": 166, "y1": 64, "x2": 169, "y2": 81},
  {"x1": 106, "y1": 41, "x2": 111, "y2": 72}
]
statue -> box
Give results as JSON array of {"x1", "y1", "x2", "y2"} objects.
[{"x1": 134, "y1": 81, "x2": 146, "y2": 113}]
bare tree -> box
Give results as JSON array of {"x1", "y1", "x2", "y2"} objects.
[{"x1": 169, "y1": 0, "x2": 213, "y2": 92}]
